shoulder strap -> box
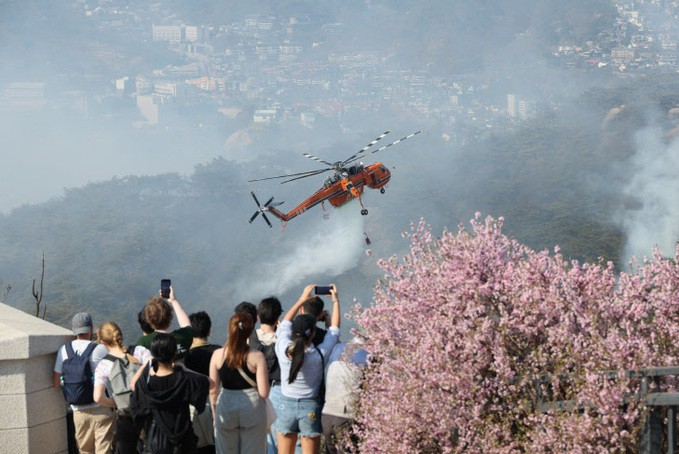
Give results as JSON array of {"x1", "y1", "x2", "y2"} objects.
[
  {"x1": 237, "y1": 367, "x2": 257, "y2": 388},
  {"x1": 318, "y1": 349, "x2": 326, "y2": 400},
  {"x1": 103, "y1": 354, "x2": 119, "y2": 363},
  {"x1": 143, "y1": 361, "x2": 153, "y2": 384},
  {"x1": 65, "y1": 341, "x2": 75, "y2": 358},
  {"x1": 83, "y1": 342, "x2": 98, "y2": 358}
]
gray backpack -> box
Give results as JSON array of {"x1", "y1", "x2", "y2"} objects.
[{"x1": 103, "y1": 348, "x2": 140, "y2": 411}]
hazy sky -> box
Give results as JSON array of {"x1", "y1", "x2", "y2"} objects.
[{"x1": 4, "y1": 1, "x2": 679, "y2": 339}]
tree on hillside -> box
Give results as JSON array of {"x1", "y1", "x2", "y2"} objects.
[
  {"x1": 32, "y1": 251, "x2": 45, "y2": 319},
  {"x1": 349, "y1": 214, "x2": 679, "y2": 453}
]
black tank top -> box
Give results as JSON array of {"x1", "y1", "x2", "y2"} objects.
[{"x1": 218, "y1": 359, "x2": 257, "y2": 390}]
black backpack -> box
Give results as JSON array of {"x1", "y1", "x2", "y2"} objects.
[{"x1": 61, "y1": 342, "x2": 98, "y2": 405}]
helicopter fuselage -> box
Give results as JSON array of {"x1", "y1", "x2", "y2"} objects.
[
  {"x1": 266, "y1": 162, "x2": 390, "y2": 223},
  {"x1": 248, "y1": 129, "x2": 421, "y2": 229}
]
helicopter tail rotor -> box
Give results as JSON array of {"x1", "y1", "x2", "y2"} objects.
[{"x1": 249, "y1": 192, "x2": 281, "y2": 228}]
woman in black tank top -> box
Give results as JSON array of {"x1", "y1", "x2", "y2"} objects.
[
  {"x1": 218, "y1": 359, "x2": 257, "y2": 390},
  {"x1": 209, "y1": 312, "x2": 270, "y2": 454}
]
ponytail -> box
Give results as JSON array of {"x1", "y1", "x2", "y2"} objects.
[
  {"x1": 287, "y1": 335, "x2": 308, "y2": 384},
  {"x1": 287, "y1": 314, "x2": 316, "y2": 384},
  {"x1": 225, "y1": 312, "x2": 253, "y2": 369}
]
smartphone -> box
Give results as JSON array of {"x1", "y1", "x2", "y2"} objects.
[
  {"x1": 161, "y1": 279, "x2": 171, "y2": 298},
  {"x1": 314, "y1": 285, "x2": 332, "y2": 295}
]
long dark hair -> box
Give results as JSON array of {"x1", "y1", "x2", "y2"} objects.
[
  {"x1": 288, "y1": 314, "x2": 316, "y2": 384},
  {"x1": 224, "y1": 312, "x2": 253, "y2": 369}
]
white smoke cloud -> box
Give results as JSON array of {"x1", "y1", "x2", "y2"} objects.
[
  {"x1": 233, "y1": 206, "x2": 367, "y2": 301},
  {"x1": 619, "y1": 126, "x2": 679, "y2": 261}
]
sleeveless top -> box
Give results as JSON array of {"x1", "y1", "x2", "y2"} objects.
[{"x1": 218, "y1": 358, "x2": 257, "y2": 390}]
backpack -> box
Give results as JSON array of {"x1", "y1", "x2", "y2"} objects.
[
  {"x1": 260, "y1": 342, "x2": 280, "y2": 381},
  {"x1": 61, "y1": 341, "x2": 98, "y2": 405},
  {"x1": 104, "y1": 346, "x2": 140, "y2": 411}
]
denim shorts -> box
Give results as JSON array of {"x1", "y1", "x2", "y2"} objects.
[{"x1": 273, "y1": 393, "x2": 323, "y2": 438}]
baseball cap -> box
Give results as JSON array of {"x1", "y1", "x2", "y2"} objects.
[
  {"x1": 72, "y1": 312, "x2": 93, "y2": 335},
  {"x1": 292, "y1": 314, "x2": 316, "y2": 338}
]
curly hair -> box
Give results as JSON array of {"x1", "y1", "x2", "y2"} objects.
[{"x1": 144, "y1": 296, "x2": 173, "y2": 331}]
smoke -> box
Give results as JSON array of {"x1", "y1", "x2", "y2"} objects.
[
  {"x1": 618, "y1": 126, "x2": 679, "y2": 261},
  {"x1": 232, "y1": 206, "x2": 367, "y2": 301}
]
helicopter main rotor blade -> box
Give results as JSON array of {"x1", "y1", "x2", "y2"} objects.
[
  {"x1": 262, "y1": 212, "x2": 272, "y2": 228},
  {"x1": 278, "y1": 169, "x2": 331, "y2": 185},
  {"x1": 248, "y1": 168, "x2": 329, "y2": 183},
  {"x1": 301, "y1": 153, "x2": 334, "y2": 167},
  {"x1": 342, "y1": 130, "x2": 390, "y2": 164},
  {"x1": 345, "y1": 130, "x2": 423, "y2": 164}
]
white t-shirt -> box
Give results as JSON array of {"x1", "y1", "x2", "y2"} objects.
[
  {"x1": 54, "y1": 340, "x2": 108, "y2": 411},
  {"x1": 275, "y1": 320, "x2": 340, "y2": 399},
  {"x1": 322, "y1": 342, "x2": 367, "y2": 418},
  {"x1": 94, "y1": 346, "x2": 152, "y2": 387}
]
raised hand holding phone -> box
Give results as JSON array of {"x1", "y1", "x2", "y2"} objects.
[{"x1": 161, "y1": 279, "x2": 171, "y2": 298}]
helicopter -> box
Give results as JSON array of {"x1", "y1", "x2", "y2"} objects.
[{"x1": 248, "y1": 129, "x2": 422, "y2": 230}]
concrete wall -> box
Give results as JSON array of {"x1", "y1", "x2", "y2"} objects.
[{"x1": 0, "y1": 303, "x2": 73, "y2": 454}]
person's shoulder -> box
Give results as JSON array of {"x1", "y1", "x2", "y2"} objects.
[
  {"x1": 278, "y1": 320, "x2": 292, "y2": 331},
  {"x1": 95, "y1": 355, "x2": 115, "y2": 371},
  {"x1": 175, "y1": 326, "x2": 193, "y2": 334},
  {"x1": 136, "y1": 332, "x2": 156, "y2": 347},
  {"x1": 133, "y1": 345, "x2": 152, "y2": 361},
  {"x1": 257, "y1": 329, "x2": 277, "y2": 345},
  {"x1": 134, "y1": 345, "x2": 152, "y2": 355},
  {"x1": 249, "y1": 349, "x2": 266, "y2": 361},
  {"x1": 192, "y1": 343, "x2": 220, "y2": 353},
  {"x1": 210, "y1": 347, "x2": 225, "y2": 364},
  {"x1": 331, "y1": 342, "x2": 345, "y2": 356},
  {"x1": 180, "y1": 366, "x2": 210, "y2": 386},
  {"x1": 250, "y1": 332, "x2": 263, "y2": 349}
]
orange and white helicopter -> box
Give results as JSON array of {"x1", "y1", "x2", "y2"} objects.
[{"x1": 248, "y1": 129, "x2": 422, "y2": 230}]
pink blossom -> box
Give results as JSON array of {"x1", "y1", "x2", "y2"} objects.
[{"x1": 347, "y1": 216, "x2": 679, "y2": 453}]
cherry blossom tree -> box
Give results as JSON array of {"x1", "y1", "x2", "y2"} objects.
[{"x1": 349, "y1": 214, "x2": 679, "y2": 453}]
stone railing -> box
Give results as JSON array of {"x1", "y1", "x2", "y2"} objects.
[{"x1": 0, "y1": 302, "x2": 73, "y2": 454}]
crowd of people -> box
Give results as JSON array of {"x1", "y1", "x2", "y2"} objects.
[{"x1": 53, "y1": 283, "x2": 368, "y2": 454}]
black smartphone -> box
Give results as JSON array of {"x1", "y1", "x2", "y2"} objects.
[
  {"x1": 314, "y1": 285, "x2": 332, "y2": 295},
  {"x1": 161, "y1": 279, "x2": 171, "y2": 298}
]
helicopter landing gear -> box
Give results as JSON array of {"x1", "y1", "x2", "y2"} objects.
[
  {"x1": 361, "y1": 209, "x2": 368, "y2": 216},
  {"x1": 380, "y1": 188, "x2": 385, "y2": 194}
]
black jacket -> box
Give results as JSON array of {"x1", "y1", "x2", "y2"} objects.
[{"x1": 131, "y1": 364, "x2": 209, "y2": 446}]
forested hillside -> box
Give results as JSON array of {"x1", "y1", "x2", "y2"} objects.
[{"x1": 4, "y1": 73, "x2": 679, "y2": 340}]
